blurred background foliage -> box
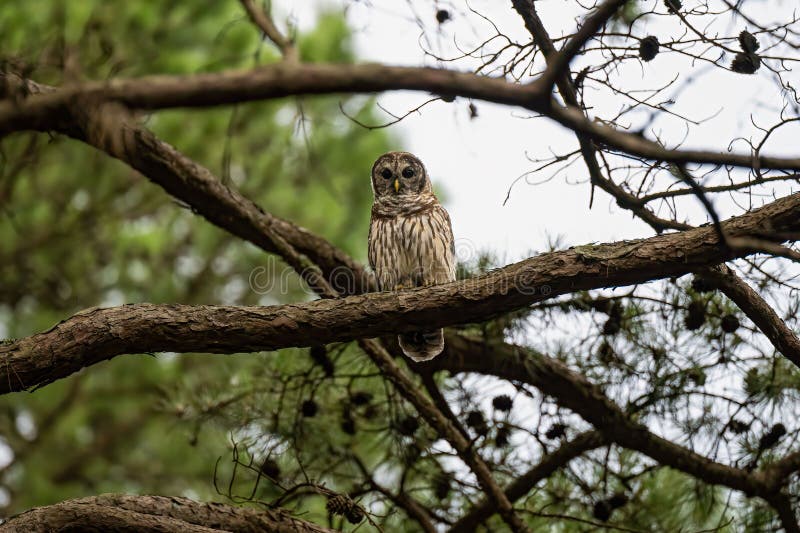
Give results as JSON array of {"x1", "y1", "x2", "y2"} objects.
[
  {"x1": 0, "y1": 0, "x2": 397, "y2": 521},
  {"x1": 1, "y1": 1, "x2": 798, "y2": 532}
]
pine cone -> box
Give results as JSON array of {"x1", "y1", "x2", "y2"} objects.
[
  {"x1": 465, "y1": 410, "x2": 488, "y2": 436},
  {"x1": 608, "y1": 492, "x2": 629, "y2": 509},
  {"x1": 731, "y1": 52, "x2": 761, "y2": 74},
  {"x1": 738, "y1": 30, "x2": 759, "y2": 53},
  {"x1": 639, "y1": 36, "x2": 660, "y2": 61},
  {"x1": 301, "y1": 399, "x2": 318, "y2": 417},
  {"x1": 396, "y1": 416, "x2": 420, "y2": 436},
  {"x1": 345, "y1": 506, "x2": 364, "y2": 524},
  {"x1": 326, "y1": 494, "x2": 351, "y2": 516},
  {"x1": 721, "y1": 314, "x2": 740, "y2": 333},
  {"x1": 728, "y1": 419, "x2": 750, "y2": 434},
  {"x1": 310, "y1": 345, "x2": 334, "y2": 376},
  {"x1": 685, "y1": 300, "x2": 706, "y2": 330},
  {"x1": 759, "y1": 423, "x2": 787, "y2": 450},
  {"x1": 691, "y1": 276, "x2": 716, "y2": 293},
  {"x1": 545, "y1": 423, "x2": 567, "y2": 440},
  {"x1": 350, "y1": 391, "x2": 373, "y2": 406},
  {"x1": 260, "y1": 458, "x2": 281, "y2": 480},
  {"x1": 492, "y1": 394, "x2": 513, "y2": 412},
  {"x1": 593, "y1": 500, "x2": 612, "y2": 521}
]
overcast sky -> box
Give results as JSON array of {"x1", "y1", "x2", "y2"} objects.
[{"x1": 282, "y1": 0, "x2": 799, "y2": 265}]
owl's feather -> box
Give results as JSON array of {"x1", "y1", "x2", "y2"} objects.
[{"x1": 368, "y1": 152, "x2": 456, "y2": 361}]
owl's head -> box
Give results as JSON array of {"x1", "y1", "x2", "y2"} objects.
[{"x1": 371, "y1": 152, "x2": 432, "y2": 199}]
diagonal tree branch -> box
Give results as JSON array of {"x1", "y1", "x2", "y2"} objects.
[
  {"x1": 700, "y1": 265, "x2": 800, "y2": 369},
  {"x1": 0, "y1": 73, "x2": 372, "y2": 296},
  {"x1": 358, "y1": 339, "x2": 530, "y2": 532},
  {"x1": 239, "y1": 0, "x2": 297, "y2": 61},
  {"x1": 433, "y1": 334, "x2": 780, "y2": 498},
  {"x1": 449, "y1": 431, "x2": 606, "y2": 532},
  {"x1": 538, "y1": 0, "x2": 628, "y2": 91}
]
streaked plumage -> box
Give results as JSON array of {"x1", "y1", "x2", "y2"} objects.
[{"x1": 368, "y1": 152, "x2": 456, "y2": 361}]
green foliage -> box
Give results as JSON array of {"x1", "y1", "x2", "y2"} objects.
[
  {"x1": 1, "y1": 2, "x2": 797, "y2": 531},
  {"x1": 0, "y1": 0, "x2": 397, "y2": 515}
]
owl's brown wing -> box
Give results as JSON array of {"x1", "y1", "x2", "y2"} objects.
[
  {"x1": 421, "y1": 204, "x2": 456, "y2": 286},
  {"x1": 368, "y1": 214, "x2": 399, "y2": 292}
]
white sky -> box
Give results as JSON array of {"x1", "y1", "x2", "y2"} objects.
[{"x1": 282, "y1": 0, "x2": 799, "y2": 264}]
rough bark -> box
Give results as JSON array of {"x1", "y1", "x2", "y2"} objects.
[
  {"x1": 0, "y1": 74, "x2": 371, "y2": 296},
  {"x1": 2, "y1": 188, "x2": 799, "y2": 394},
  {"x1": 0, "y1": 494, "x2": 336, "y2": 533},
  {"x1": 3, "y1": 66, "x2": 800, "y2": 171}
]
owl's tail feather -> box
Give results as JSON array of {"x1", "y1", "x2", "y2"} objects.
[{"x1": 398, "y1": 329, "x2": 444, "y2": 362}]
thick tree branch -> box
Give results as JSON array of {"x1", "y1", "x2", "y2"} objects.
[
  {"x1": 433, "y1": 334, "x2": 779, "y2": 499},
  {"x1": 0, "y1": 73, "x2": 370, "y2": 295},
  {"x1": 3, "y1": 66, "x2": 800, "y2": 171},
  {"x1": 701, "y1": 265, "x2": 800, "y2": 368},
  {"x1": 0, "y1": 494, "x2": 336, "y2": 533},
  {"x1": 2, "y1": 189, "x2": 800, "y2": 394}
]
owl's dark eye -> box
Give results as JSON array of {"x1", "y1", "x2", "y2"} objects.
[
  {"x1": 380, "y1": 168, "x2": 392, "y2": 179},
  {"x1": 402, "y1": 167, "x2": 415, "y2": 178}
]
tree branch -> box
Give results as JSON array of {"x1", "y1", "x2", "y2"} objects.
[
  {"x1": 538, "y1": 0, "x2": 628, "y2": 91},
  {"x1": 239, "y1": 0, "x2": 297, "y2": 61},
  {"x1": 449, "y1": 431, "x2": 606, "y2": 532},
  {"x1": 0, "y1": 73, "x2": 371, "y2": 295},
  {"x1": 433, "y1": 334, "x2": 777, "y2": 499},
  {"x1": 2, "y1": 189, "x2": 800, "y2": 394},
  {"x1": 0, "y1": 494, "x2": 336, "y2": 533},
  {"x1": 701, "y1": 265, "x2": 800, "y2": 369},
  {"x1": 3, "y1": 66, "x2": 800, "y2": 171}
]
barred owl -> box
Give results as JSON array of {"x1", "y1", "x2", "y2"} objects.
[{"x1": 368, "y1": 152, "x2": 456, "y2": 361}]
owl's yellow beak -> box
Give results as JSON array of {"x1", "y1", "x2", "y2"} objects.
[{"x1": 394, "y1": 178, "x2": 400, "y2": 193}]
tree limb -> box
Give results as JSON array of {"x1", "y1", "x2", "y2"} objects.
[
  {"x1": 0, "y1": 73, "x2": 371, "y2": 295},
  {"x1": 0, "y1": 494, "x2": 336, "y2": 533},
  {"x1": 3, "y1": 66, "x2": 800, "y2": 171},
  {"x1": 239, "y1": 0, "x2": 297, "y2": 61},
  {"x1": 433, "y1": 334, "x2": 778, "y2": 498},
  {"x1": 2, "y1": 189, "x2": 800, "y2": 394},
  {"x1": 701, "y1": 265, "x2": 800, "y2": 369},
  {"x1": 449, "y1": 431, "x2": 606, "y2": 532}
]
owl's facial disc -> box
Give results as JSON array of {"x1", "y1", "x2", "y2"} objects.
[{"x1": 372, "y1": 151, "x2": 429, "y2": 198}]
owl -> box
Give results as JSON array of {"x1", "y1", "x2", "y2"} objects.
[{"x1": 368, "y1": 152, "x2": 456, "y2": 361}]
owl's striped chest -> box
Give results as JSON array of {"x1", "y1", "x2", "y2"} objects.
[
  {"x1": 368, "y1": 206, "x2": 455, "y2": 291},
  {"x1": 369, "y1": 214, "x2": 431, "y2": 269}
]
